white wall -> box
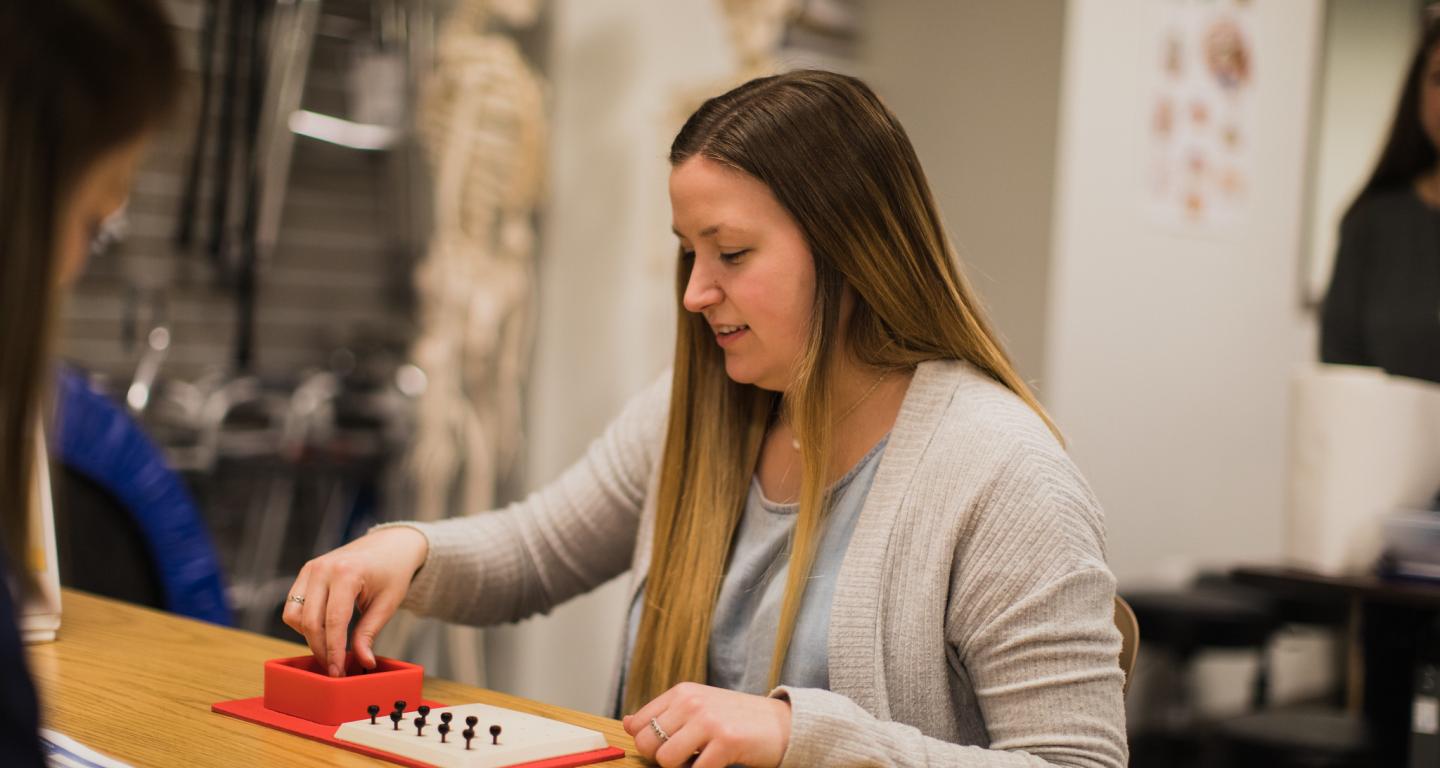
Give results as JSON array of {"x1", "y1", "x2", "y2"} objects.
[
  {"x1": 1046, "y1": 0, "x2": 1324, "y2": 585},
  {"x1": 482, "y1": 0, "x2": 734, "y2": 715},
  {"x1": 859, "y1": 1, "x2": 1067, "y2": 387}
]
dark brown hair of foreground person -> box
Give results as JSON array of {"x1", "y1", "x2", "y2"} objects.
[{"x1": 0, "y1": 0, "x2": 180, "y2": 583}]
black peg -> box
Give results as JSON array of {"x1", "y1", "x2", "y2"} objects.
[
  {"x1": 414, "y1": 716, "x2": 427, "y2": 736},
  {"x1": 367, "y1": 704, "x2": 380, "y2": 724},
  {"x1": 489, "y1": 724, "x2": 501, "y2": 745},
  {"x1": 390, "y1": 710, "x2": 403, "y2": 730},
  {"x1": 417, "y1": 705, "x2": 431, "y2": 718},
  {"x1": 394, "y1": 700, "x2": 407, "y2": 713},
  {"x1": 463, "y1": 728, "x2": 475, "y2": 750},
  {"x1": 440, "y1": 712, "x2": 453, "y2": 725},
  {"x1": 465, "y1": 715, "x2": 479, "y2": 729},
  {"x1": 438, "y1": 722, "x2": 451, "y2": 743}
]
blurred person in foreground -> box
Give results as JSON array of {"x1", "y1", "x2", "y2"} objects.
[{"x1": 0, "y1": 0, "x2": 181, "y2": 763}]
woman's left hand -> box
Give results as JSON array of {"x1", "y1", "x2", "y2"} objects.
[{"x1": 622, "y1": 682, "x2": 791, "y2": 768}]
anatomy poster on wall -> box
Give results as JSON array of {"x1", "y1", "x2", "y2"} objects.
[{"x1": 1144, "y1": 0, "x2": 1257, "y2": 231}]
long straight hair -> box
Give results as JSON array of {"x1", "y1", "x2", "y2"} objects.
[
  {"x1": 0, "y1": 0, "x2": 180, "y2": 581},
  {"x1": 623, "y1": 70, "x2": 1060, "y2": 711},
  {"x1": 1348, "y1": 17, "x2": 1440, "y2": 217}
]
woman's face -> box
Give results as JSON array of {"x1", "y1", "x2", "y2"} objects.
[
  {"x1": 670, "y1": 156, "x2": 817, "y2": 392},
  {"x1": 56, "y1": 137, "x2": 146, "y2": 287},
  {"x1": 1423, "y1": 43, "x2": 1440, "y2": 155}
]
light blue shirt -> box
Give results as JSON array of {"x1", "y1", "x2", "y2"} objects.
[{"x1": 619, "y1": 434, "x2": 888, "y2": 701}]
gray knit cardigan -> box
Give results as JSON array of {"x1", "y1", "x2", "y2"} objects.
[{"x1": 396, "y1": 360, "x2": 1128, "y2": 766}]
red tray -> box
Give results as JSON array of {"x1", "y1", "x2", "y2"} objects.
[{"x1": 213, "y1": 654, "x2": 624, "y2": 767}]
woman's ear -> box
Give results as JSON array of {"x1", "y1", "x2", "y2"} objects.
[{"x1": 55, "y1": 136, "x2": 146, "y2": 286}]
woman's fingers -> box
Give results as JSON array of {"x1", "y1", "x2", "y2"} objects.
[
  {"x1": 690, "y1": 742, "x2": 739, "y2": 768},
  {"x1": 625, "y1": 684, "x2": 679, "y2": 736},
  {"x1": 281, "y1": 528, "x2": 430, "y2": 675},
  {"x1": 298, "y1": 577, "x2": 331, "y2": 667},
  {"x1": 625, "y1": 684, "x2": 789, "y2": 768},
  {"x1": 627, "y1": 707, "x2": 670, "y2": 760},
  {"x1": 280, "y1": 566, "x2": 309, "y2": 634},
  {"x1": 323, "y1": 576, "x2": 362, "y2": 676},
  {"x1": 350, "y1": 588, "x2": 403, "y2": 670},
  {"x1": 654, "y1": 716, "x2": 709, "y2": 767}
]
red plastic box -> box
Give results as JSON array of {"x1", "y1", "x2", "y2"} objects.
[{"x1": 263, "y1": 653, "x2": 423, "y2": 725}]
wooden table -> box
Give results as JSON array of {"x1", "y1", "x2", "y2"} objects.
[{"x1": 27, "y1": 589, "x2": 643, "y2": 767}]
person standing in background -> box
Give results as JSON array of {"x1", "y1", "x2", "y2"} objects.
[
  {"x1": 1321, "y1": 17, "x2": 1440, "y2": 383},
  {"x1": 0, "y1": 1, "x2": 181, "y2": 763}
]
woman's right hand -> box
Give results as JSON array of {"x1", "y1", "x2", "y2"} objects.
[{"x1": 282, "y1": 526, "x2": 429, "y2": 677}]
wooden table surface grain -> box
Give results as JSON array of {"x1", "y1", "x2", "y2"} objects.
[{"x1": 27, "y1": 590, "x2": 644, "y2": 767}]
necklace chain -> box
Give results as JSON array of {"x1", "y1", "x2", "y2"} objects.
[{"x1": 789, "y1": 371, "x2": 889, "y2": 451}]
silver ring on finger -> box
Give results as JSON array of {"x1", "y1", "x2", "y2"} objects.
[
  {"x1": 649, "y1": 717, "x2": 670, "y2": 743},
  {"x1": 289, "y1": 595, "x2": 305, "y2": 606}
]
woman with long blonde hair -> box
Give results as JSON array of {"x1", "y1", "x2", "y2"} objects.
[{"x1": 289, "y1": 70, "x2": 1126, "y2": 767}]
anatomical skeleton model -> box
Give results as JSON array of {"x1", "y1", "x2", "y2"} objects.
[{"x1": 384, "y1": 0, "x2": 546, "y2": 685}]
